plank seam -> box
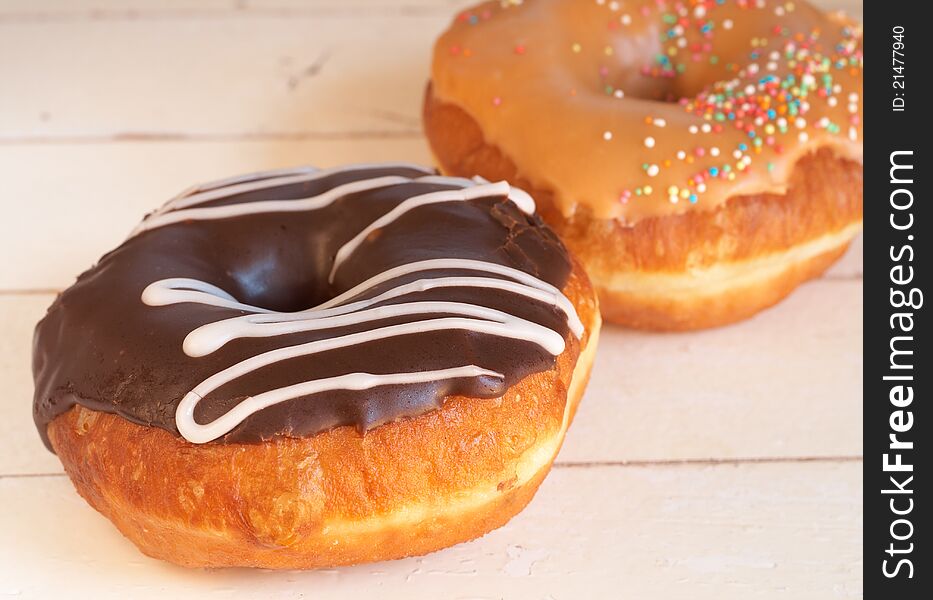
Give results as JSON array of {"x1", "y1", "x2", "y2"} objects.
[
  {"x1": 0, "y1": 274, "x2": 863, "y2": 296},
  {"x1": 820, "y1": 272, "x2": 863, "y2": 281},
  {"x1": 0, "y1": 289, "x2": 61, "y2": 295},
  {"x1": 0, "y1": 6, "x2": 465, "y2": 24},
  {"x1": 0, "y1": 131, "x2": 424, "y2": 145},
  {"x1": 553, "y1": 455, "x2": 863, "y2": 469},
  {"x1": 0, "y1": 455, "x2": 863, "y2": 480}
]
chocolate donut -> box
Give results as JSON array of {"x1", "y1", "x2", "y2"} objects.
[{"x1": 33, "y1": 163, "x2": 600, "y2": 568}]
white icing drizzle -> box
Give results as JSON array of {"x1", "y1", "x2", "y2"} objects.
[
  {"x1": 133, "y1": 175, "x2": 411, "y2": 236},
  {"x1": 177, "y1": 299, "x2": 565, "y2": 357},
  {"x1": 142, "y1": 258, "x2": 583, "y2": 344},
  {"x1": 176, "y1": 366, "x2": 504, "y2": 444},
  {"x1": 328, "y1": 181, "x2": 526, "y2": 283},
  {"x1": 142, "y1": 278, "x2": 269, "y2": 313},
  {"x1": 315, "y1": 258, "x2": 569, "y2": 321},
  {"x1": 139, "y1": 164, "x2": 578, "y2": 444},
  {"x1": 158, "y1": 161, "x2": 431, "y2": 214},
  {"x1": 178, "y1": 275, "x2": 578, "y2": 357},
  {"x1": 170, "y1": 165, "x2": 318, "y2": 202}
]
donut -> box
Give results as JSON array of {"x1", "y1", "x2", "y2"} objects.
[
  {"x1": 424, "y1": 0, "x2": 863, "y2": 330},
  {"x1": 32, "y1": 163, "x2": 600, "y2": 569}
]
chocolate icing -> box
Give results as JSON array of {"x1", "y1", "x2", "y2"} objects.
[{"x1": 32, "y1": 164, "x2": 574, "y2": 451}]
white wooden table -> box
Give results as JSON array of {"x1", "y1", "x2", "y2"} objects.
[{"x1": 0, "y1": 1, "x2": 863, "y2": 598}]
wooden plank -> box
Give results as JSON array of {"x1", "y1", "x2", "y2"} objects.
[
  {"x1": 0, "y1": 461, "x2": 861, "y2": 598},
  {"x1": 0, "y1": 140, "x2": 433, "y2": 290},
  {"x1": 0, "y1": 142, "x2": 864, "y2": 291},
  {"x1": 560, "y1": 278, "x2": 862, "y2": 464},
  {"x1": 0, "y1": 296, "x2": 64, "y2": 476},
  {"x1": 248, "y1": 0, "x2": 862, "y2": 14},
  {"x1": 826, "y1": 233, "x2": 862, "y2": 279},
  {"x1": 3, "y1": 278, "x2": 860, "y2": 476},
  {"x1": 0, "y1": 0, "x2": 473, "y2": 18},
  {"x1": 0, "y1": 0, "x2": 239, "y2": 17},
  {"x1": 0, "y1": 14, "x2": 439, "y2": 138},
  {"x1": 0, "y1": 0, "x2": 863, "y2": 18},
  {"x1": 0, "y1": 1, "x2": 862, "y2": 140}
]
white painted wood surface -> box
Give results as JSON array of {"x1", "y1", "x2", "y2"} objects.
[
  {"x1": 0, "y1": 1, "x2": 863, "y2": 598},
  {"x1": 0, "y1": 462, "x2": 862, "y2": 600}
]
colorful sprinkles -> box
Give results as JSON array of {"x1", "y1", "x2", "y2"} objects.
[
  {"x1": 610, "y1": 0, "x2": 863, "y2": 205},
  {"x1": 445, "y1": 0, "x2": 862, "y2": 209}
]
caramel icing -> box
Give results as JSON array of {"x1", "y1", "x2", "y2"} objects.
[{"x1": 430, "y1": 0, "x2": 863, "y2": 223}]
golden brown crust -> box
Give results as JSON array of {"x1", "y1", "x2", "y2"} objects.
[
  {"x1": 593, "y1": 242, "x2": 850, "y2": 329},
  {"x1": 47, "y1": 261, "x2": 599, "y2": 569},
  {"x1": 423, "y1": 85, "x2": 863, "y2": 330}
]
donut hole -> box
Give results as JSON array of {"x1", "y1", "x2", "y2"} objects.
[
  {"x1": 596, "y1": 45, "x2": 719, "y2": 104},
  {"x1": 206, "y1": 232, "x2": 332, "y2": 314},
  {"x1": 588, "y1": 37, "x2": 702, "y2": 103},
  {"x1": 229, "y1": 249, "x2": 331, "y2": 313},
  {"x1": 602, "y1": 69, "x2": 680, "y2": 103},
  {"x1": 202, "y1": 184, "x2": 401, "y2": 313},
  {"x1": 205, "y1": 183, "x2": 552, "y2": 315}
]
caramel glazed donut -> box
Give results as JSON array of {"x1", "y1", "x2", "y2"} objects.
[
  {"x1": 32, "y1": 163, "x2": 600, "y2": 569},
  {"x1": 425, "y1": 0, "x2": 863, "y2": 330}
]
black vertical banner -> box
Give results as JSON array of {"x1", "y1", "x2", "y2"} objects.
[{"x1": 864, "y1": 1, "x2": 928, "y2": 597}]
